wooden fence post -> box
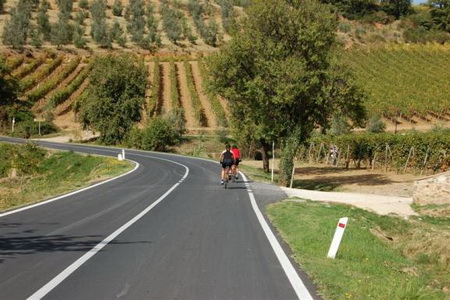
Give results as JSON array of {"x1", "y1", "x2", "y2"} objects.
[
  {"x1": 384, "y1": 143, "x2": 392, "y2": 172},
  {"x1": 420, "y1": 146, "x2": 430, "y2": 175},
  {"x1": 345, "y1": 145, "x2": 350, "y2": 169},
  {"x1": 403, "y1": 146, "x2": 415, "y2": 173},
  {"x1": 308, "y1": 142, "x2": 315, "y2": 164},
  {"x1": 316, "y1": 143, "x2": 325, "y2": 163}
]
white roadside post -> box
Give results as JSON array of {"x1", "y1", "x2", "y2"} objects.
[
  {"x1": 34, "y1": 117, "x2": 43, "y2": 135},
  {"x1": 12, "y1": 117, "x2": 15, "y2": 133},
  {"x1": 327, "y1": 217, "x2": 348, "y2": 259},
  {"x1": 122, "y1": 149, "x2": 125, "y2": 160}
]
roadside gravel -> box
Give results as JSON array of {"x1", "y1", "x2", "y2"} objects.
[{"x1": 280, "y1": 187, "x2": 417, "y2": 217}]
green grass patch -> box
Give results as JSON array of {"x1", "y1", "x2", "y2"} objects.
[
  {"x1": 0, "y1": 148, "x2": 133, "y2": 212},
  {"x1": 266, "y1": 200, "x2": 449, "y2": 299},
  {"x1": 239, "y1": 163, "x2": 275, "y2": 183}
]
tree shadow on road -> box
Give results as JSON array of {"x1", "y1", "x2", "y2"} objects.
[{"x1": 0, "y1": 223, "x2": 152, "y2": 264}]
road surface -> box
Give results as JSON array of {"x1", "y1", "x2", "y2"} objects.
[{"x1": 0, "y1": 137, "x2": 319, "y2": 299}]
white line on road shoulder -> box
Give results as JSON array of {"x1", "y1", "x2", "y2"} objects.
[
  {"x1": 240, "y1": 172, "x2": 314, "y2": 300},
  {"x1": 26, "y1": 157, "x2": 189, "y2": 300}
]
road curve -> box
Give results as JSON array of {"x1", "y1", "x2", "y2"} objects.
[{"x1": 0, "y1": 137, "x2": 320, "y2": 300}]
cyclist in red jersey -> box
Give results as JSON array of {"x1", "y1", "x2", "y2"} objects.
[
  {"x1": 219, "y1": 144, "x2": 235, "y2": 185},
  {"x1": 231, "y1": 144, "x2": 241, "y2": 179}
]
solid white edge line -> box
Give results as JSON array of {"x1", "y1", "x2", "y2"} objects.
[
  {"x1": 240, "y1": 172, "x2": 313, "y2": 300},
  {"x1": 27, "y1": 159, "x2": 189, "y2": 300},
  {"x1": 0, "y1": 160, "x2": 140, "y2": 218}
]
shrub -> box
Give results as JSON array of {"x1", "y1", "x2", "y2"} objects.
[
  {"x1": 13, "y1": 143, "x2": 46, "y2": 175},
  {"x1": 78, "y1": 0, "x2": 89, "y2": 9},
  {"x1": 403, "y1": 27, "x2": 450, "y2": 44},
  {"x1": 338, "y1": 21, "x2": 352, "y2": 33},
  {"x1": 0, "y1": 143, "x2": 15, "y2": 177},
  {"x1": 13, "y1": 120, "x2": 58, "y2": 138},
  {"x1": 126, "y1": 110, "x2": 185, "y2": 151},
  {"x1": 112, "y1": 0, "x2": 123, "y2": 16},
  {"x1": 366, "y1": 114, "x2": 386, "y2": 133}
]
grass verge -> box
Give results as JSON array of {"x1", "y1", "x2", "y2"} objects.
[
  {"x1": 0, "y1": 147, "x2": 133, "y2": 212},
  {"x1": 266, "y1": 200, "x2": 450, "y2": 299}
]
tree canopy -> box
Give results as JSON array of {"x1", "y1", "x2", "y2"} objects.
[
  {"x1": 0, "y1": 58, "x2": 21, "y2": 131},
  {"x1": 77, "y1": 54, "x2": 147, "y2": 144},
  {"x1": 207, "y1": 0, "x2": 366, "y2": 183}
]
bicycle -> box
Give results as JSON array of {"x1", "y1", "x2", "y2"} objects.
[{"x1": 223, "y1": 165, "x2": 234, "y2": 189}]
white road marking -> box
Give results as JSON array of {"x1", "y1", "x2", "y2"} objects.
[
  {"x1": 26, "y1": 157, "x2": 189, "y2": 300},
  {"x1": 240, "y1": 172, "x2": 314, "y2": 300}
]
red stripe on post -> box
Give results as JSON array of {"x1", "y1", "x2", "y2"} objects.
[{"x1": 338, "y1": 223, "x2": 345, "y2": 228}]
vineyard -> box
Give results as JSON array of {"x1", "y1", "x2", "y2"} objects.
[
  {"x1": 2, "y1": 51, "x2": 231, "y2": 133},
  {"x1": 1, "y1": 43, "x2": 450, "y2": 135},
  {"x1": 341, "y1": 43, "x2": 450, "y2": 127}
]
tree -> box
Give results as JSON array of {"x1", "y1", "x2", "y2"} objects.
[
  {"x1": 0, "y1": 58, "x2": 21, "y2": 131},
  {"x1": 111, "y1": 19, "x2": 127, "y2": 46},
  {"x1": 320, "y1": 0, "x2": 379, "y2": 19},
  {"x1": 78, "y1": 0, "x2": 89, "y2": 9},
  {"x1": 75, "y1": 10, "x2": 88, "y2": 25},
  {"x1": 57, "y1": 0, "x2": 73, "y2": 18},
  {"x1": 51, "y1": 13, "x2": 73, "y2": 47},
  {"x1": 73, "y1": 23, "x2": 87, "y2": 48},
  {"x1": 126, "y1": 0, "x2": 146, "y2": 43},
  {"x1": 37, "y1": 0, "x2": 52, "y2": 41},
  {"x1": 90, "y1": 0, "x2": 111, "y2": 48},
  {"x1": 429, "y1": 0, "x2": 450, "y2": 32},
  {"x1": 161, "y1": 2, "x2": 182, "y2": 43},
  {"x1": 112, "y1": 0, "x2": 123, "y2": 16},
  {"x1": 207, "y1": 0, "x2": 366, "y2": 184},
  {"x1": 90, "y1": 0, "x2": 107, "y2": 20},
  {"x1": 30, "y1": 25, "x2": 43, "y2": 48},
  {"x1": 2, "y1": 0, "x2": 33, "y2": 49},
  {"x1": 77, "y1": 54, "x2": 147, "y2": 145},
  {"x1": 380, "y1": 0, "x2": 412, "y2": 19},
  {"x1": 146, "y1": 2, "x2": 161, "y2": 47}
]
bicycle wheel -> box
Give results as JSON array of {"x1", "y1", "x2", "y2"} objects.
[{"x1": 224, "y1": 167, "x2": 230, "y2": 189}]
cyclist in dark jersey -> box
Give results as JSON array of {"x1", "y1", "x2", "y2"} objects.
[{"x1": 219, "y1": 144, "x2": 235, "y2": 185}]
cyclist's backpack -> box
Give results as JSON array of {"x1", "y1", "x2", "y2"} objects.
[{"x1": 222, "y1": 150, "x2": 233, "y2": 164}]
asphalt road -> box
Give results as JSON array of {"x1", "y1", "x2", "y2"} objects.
[{"x1": 0, "y1": 137, "x2": 319, "y2": 300}]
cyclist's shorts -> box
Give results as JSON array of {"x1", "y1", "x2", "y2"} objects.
[
  {"x1": 221, "y1": 162, "x2": 233, "y2": 169},
  {"x1": 233, "y1": 159, "x2": 240, "y2": 166}
]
